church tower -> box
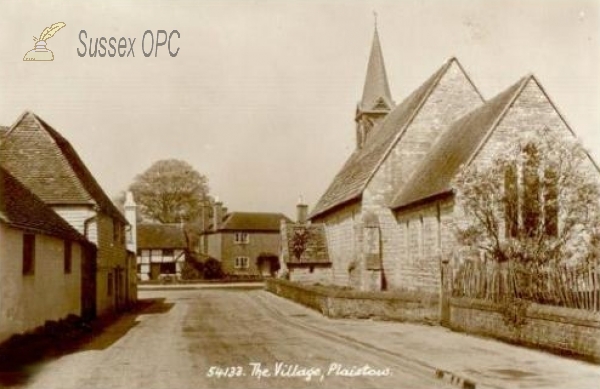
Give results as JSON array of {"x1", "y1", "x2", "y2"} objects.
[{"x1": 355, "y1": 23, "x2": 394, "y2": 148}]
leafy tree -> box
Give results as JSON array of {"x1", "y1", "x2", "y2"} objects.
[
  {"x1": 452, "y1": 128, "x2": 600, "y2": 266},
  {"x1": 129, "y1": 159, "x2": 210, "y2": 223}
]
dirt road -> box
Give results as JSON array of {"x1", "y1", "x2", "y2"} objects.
[{"x1": 16, "y1": 287, "x2": 451, "y2": 389}]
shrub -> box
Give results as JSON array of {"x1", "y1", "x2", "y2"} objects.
[
  {"x1": 203, "y1": 258, "x2": 224, "y2": 279},
  {"x1": 181, "y1": 260, "x2": 203, "y2": 280}
]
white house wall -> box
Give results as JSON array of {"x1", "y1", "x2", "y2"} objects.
[
  {"x1": 52, "y1": 206, "x2": 97, "y2": 243},
  {"x1": 0, "y1": 224, "x2": 82, "y2": 343}
]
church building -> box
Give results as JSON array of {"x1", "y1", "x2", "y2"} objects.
[{"x1": 288, "y1": 26, "x2": 600, "y2": 294}]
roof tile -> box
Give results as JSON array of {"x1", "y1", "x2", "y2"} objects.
[
  {"x1": 0, "y1": 112, "x2": 127, "y2": 223},
  {"x1": 137, "y1": 224, "x2": 187, "y2": 249},
  {"x1": 218, "y1": 212, "x2": 291, "y2": 232},
  {"x1": 310, "y1": 59, "x2": 457, "y2": 218},
  {"x1": 391, "y1": 77, "x2": 529, "y2": 210},
  {"x1": 0, "y1": 167, "x2": 88, "y2": 242}
]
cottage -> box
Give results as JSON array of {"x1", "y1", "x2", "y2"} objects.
[
  {"x1": 136, "y1": 223, "x2": 187, "y2": 281},
  {"x1": 201, "y1": 201, "x2": 290, "y2": 276},
  {"x1": 0, "y1": 111, "x2": 135, "y2": 317},
  {"x1": 0, "y1": 167, "x2": 93, "y2": 342}
]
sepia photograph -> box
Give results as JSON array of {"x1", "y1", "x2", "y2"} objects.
[{"x1": 0, "y1": 1, "x2": 599, "y2": 388}]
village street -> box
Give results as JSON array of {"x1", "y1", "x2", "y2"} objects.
[
  {"x1": 15, "y1": 285, "x2": 453, "y2": 389},
  {"x1": 7, "y1": 284, "x2": 600, "y2": 389}
]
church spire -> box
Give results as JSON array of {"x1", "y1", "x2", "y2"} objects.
[
  {"x1": 360, "y1": 19, "x2": 393, "y2": 112},
  {"x1": 356, "y1": 19, "x2": 394, "y2": 148}
]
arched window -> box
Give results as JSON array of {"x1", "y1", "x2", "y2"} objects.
[{"x1": 503, "y1": 142, "x2": 558, "y2": 239}]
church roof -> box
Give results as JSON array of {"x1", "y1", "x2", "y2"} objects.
[
  {"x1": 359, "y1": 27, "x2": 394, "y2": 112},
  {"x1": 310, "y1": 58, "x2": 465, "y2": 219},
  {"x1": 0, "y1": 111, "x2": 127, "y2": 224},
  {"x1": 0, "y1": 166, "x2": 89, "y2": 243},
  {"x1": 391, "y1": 76, "x2": 530, "y2": 210}
]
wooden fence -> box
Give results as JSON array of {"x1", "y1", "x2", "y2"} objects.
[{"x1": 452, "y1": 259, "x2": 600, "y2": 312}]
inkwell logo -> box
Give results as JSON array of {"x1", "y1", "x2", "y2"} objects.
[{"x1": 23, "y1": 22, "x2": 66, "y2": 61}]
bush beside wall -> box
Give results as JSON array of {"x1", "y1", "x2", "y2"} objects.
[
  {"x1": 266, "y1": 278, "x2": 439, "y2": 323},
  {"x1": 449, "y1": 297, "x2": 600, "y2": 362}
]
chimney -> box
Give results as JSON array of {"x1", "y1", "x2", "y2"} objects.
[
  {"x1": 213, "y1": 197, "x2": 223, "y2": 231},
  {"x1": 124, "y1": 191, "x2": 137, "y2": 253},
  {"x1": 297, "y1": 195, "x2": 308, "y2": 224},
  {"x1": 200, "y1": 201, "x2": 211, "y2": 233}
]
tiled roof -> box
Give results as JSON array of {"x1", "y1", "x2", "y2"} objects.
[
  {"x1": 218, "y1": 212, "x2": 291, "y2": 232},
  {"x1": 0, "y1": 167, "x2": 88, "y2": 242},
  {"x1": 310, "y1": 58, "x2": 464, "y2": 219},
  {"x1": 0, "y1": 111, "x2": 127, "y2": 224},
  {"x1": 137, "y1": 223, "x2": 187, "y2": 249},
  {"x1": 391, "y1": 76, "x2": 529, "y2": 210},
  {"x1": 284, "y1": 223, "x2": 330, "y2": 264}
]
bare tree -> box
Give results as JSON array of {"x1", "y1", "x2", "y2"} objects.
[
  {"x1": 452, "y1": 128, "x2": 600, "y2": 266},
  {"x1": 129, "y1": 159, "x2": 210, "y2": 223}
]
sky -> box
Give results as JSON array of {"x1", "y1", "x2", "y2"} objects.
[{"x1": 0, "y1": 0, "x2": 598, "y2": 218}]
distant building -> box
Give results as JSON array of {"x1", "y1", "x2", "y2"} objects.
[
  {"x1": 280, "y1": 200, "x2": 331, "y2": 284},
  {"x1": 136, "y1": 223, "x2": 187, "y2": 281},
  {"x1": 0, "y1": 111, "x2": 136, "y2": 317},
  {"x1": 0, "y1": 167, "x2": 93, "y2": 343},
  {"x1": 200, "y1": 201, "x2": 290, "y2": 276}
]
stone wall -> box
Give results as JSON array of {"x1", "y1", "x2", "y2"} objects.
[
  {"x1": 313, "y1": 202, "x2": 361, "y2": 287},
  {"x1": 287, "y1": 265, "x2": 332, "y2": 285},
  {"x1": 266, "y1": 278, "x2": 439, "y2": 323},
  {"x1": 393, "y1": 198, "x2": 455, "y2": 294},
  {"x1": 449, "y1": 297, "x2": 600, "y2": 362},
  {"x1": 362, "y1": 60, "x2": 483, "y2": 292}
]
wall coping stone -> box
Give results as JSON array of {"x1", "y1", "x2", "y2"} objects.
[{"x1": 268, "y1": 278, "x2": 438, "y2": 305}]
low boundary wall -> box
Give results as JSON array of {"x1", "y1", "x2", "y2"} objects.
[
  {"x1": 449, "y1": 297, "x2": 600, "y2": 362},
  {"x1": 265, "y1": 278, "x2": 439, "y2": 323}
]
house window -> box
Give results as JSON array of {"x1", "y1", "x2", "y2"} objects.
[
  {"x1": 163, "y1": 249, "x2": 174, "y2": 257},
  {"x1": 160, "y1": 262, "x2": 176, "y2": 274},
  {"x1": 64, "y1": 241, "x2": 72, "y2": 274},
  {"x1": 504, "y1": 163, "x2": 519, "y2": 238},
  {"x1": 22, "y1": 234, "x2": 35, "y2": 275},
  {"x1": 544, "y1": 167, "x2": 559, "y2": 237},
  {"x1": 235, "y1": 256, "x2": 249, "y2": 269},
  {"x1": 107, "y1": 272, "x2": 113, "y2": 296},
  {"x1": 504, "y1": 142, "x2": 559, "y2": 239},
  {"x1": 234, "y1": 232, "x2": 249, "y2": 244},
  {"x1": 113, "y1": 220, "x2": 124, "y2": 245}
]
